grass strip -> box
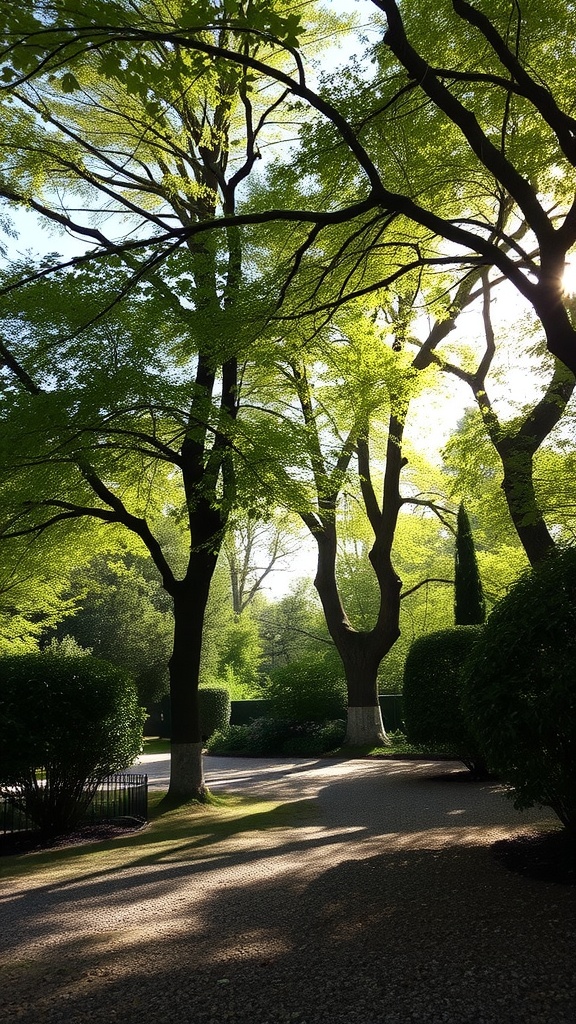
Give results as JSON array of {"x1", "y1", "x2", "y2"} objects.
[{"x1": 0, "y1": 790, "x2": 317, "y2": 886}]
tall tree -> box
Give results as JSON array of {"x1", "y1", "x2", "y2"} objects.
[
  {"x1": 253, "y1": 297, "x2": 462, "y2": 745},
  {"x1": 454, "y1": 502, "x2": 486, "y2": 625},
  {"x1": 414, "y1": 273, "x2": 575, "y2": 566},
  {"x1": 223, "y1": 515, "x2": 303, "y2": 615},
  {"x1": 0, "y1": 0, "x2": 336, "y2": 801}
]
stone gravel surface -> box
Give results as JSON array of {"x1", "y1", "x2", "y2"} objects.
[{"x1": 0, "y1": 756, "x2": 574, "y2": 1024}]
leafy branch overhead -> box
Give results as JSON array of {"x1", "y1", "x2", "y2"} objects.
[{"x1": 1, "y1": 1, "x2": 576, "y2": 370}]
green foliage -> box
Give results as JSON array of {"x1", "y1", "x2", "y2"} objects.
[
  {"x1": 198, "y1": 686, "x2": 231, "y2": 740},
  {"x1": 256, "y1": 580, "x2": 330, "y2": 673},
  {"x1": 56, "y1": 547, "x2": 174, "y2": 707},
  {"x1": 267, "y1": 652, "x2": 347, "y2": 723},
  {"x1": 44, "y1": 635, "x2": 91, "y2": 657},
  {"x1": 0, "y1": 527, "x2": 100, "y2": 656},
  {"x1": 205, "y1": 717, "x2": 346, "y2": 757},
  {"x1": 204, "y1": 723, "x2": 252, "y2": 756},
  {"x1": 0, "y1": 653, "x2": 145, "y2": 835},
  {"x1": 402, "y1": 626, "x2": 487, "y2": 776},
  {"x1": 462, "y1": 547, "x2": 576, "y2": 830},
  {"x1": 454, "y1": 503, "x2": 486, "y2": 625},
  {"x1": 216, "y1": 613, "x2": 263, "y2": 695}
]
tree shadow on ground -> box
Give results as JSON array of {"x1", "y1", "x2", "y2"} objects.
[
  {"x1": 1, "y1": 762, "x2": 572, "y2": 1023},
  {"x1": 1, "y1": 839, "x2": 574, "y2": 1024}
]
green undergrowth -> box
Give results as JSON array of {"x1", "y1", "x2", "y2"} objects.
[
  {"x1": 330, "y1": 731, "x2": 447, "y2": 760},
  {"x1": 144, "y1": 732, "x2": 440, "y2": 760},
  {"x1": 0, "y1": 790, "x2": 316, "y2": 884}
]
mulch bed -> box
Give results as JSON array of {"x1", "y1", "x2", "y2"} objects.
[{"x1": 0, "y1": 818, "x2": 147, "y2": 856}]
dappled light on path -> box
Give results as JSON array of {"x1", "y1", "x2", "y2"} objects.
[{"x1": 1, "y1": 758, "x2": 573, "y2": 1024}]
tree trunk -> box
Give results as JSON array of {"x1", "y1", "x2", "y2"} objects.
[
  {"x1": 340, "y1": 642, "x2": 389, "y2": 746},
  {"x1": 346, "y1": 706, "x2": 387, "y2": 745},
  {"x1": 166, "y1": 570, "x2": 214, "y2": 803},
  {"x1": 313, "y1": 530, "x2": 392, "y2": 747},
  {"x1": 499, "y1": 446, "x2": 557, "y2": 566}
]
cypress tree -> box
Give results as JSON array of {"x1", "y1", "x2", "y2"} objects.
[{"x1": 454, "y1": 503, "x2": 486, "y2": 625}]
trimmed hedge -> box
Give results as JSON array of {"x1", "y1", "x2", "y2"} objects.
[
  {"x1": 403, "y1": 626, "x2": 488, "y2": 777},
  {"x1": 0, "y1": 653, "x2": 145, "y2": 835},
  {"x1": 198, "y1": 686, "x2": 231, "y2": 740},
  {"x1": 462, "y1": 548, "x2": 576, "y2": 830}
]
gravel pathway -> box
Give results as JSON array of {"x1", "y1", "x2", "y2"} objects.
[{"x1": 0, "y1": 757, "x2": 574, "y2": 1024}]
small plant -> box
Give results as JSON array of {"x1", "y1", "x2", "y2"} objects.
[
  {"x1": 402, "y1": 626, "x2": 488, "y2": 777},
  {"x1": 0, "y1": 653, "x2": 145, "y2": 835}
]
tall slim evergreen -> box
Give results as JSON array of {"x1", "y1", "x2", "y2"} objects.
[{"x1": 454, "y1": 503, "x2": 486, "y2": 625}]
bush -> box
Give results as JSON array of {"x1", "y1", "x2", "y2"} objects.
[
  {"x1": 0, "y1": 653, "x2": 145, "y2": 835},
  {"x1": 205, "y1": 723, "x2": 251, "y2": 755},
  {"x1": 267, "y1": 653, "x2": 347, "y2": 723},
  {"x1": 462, "y1": 548, "x2": 576, "y2": 831},
  {"x1": 402, "y1": 626, "x2": 488, "y2": 777},
  {"x1": 198, "y1": 686, "x2": 231, "y2": 740},
  {"x1": 243, "y1": 717, "x2": 296, "y2": 755},
  {"x1": 205, "y1": 717, "x2": 346, "y2": 757}
]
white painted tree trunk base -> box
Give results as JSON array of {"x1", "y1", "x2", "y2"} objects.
[
  {"x1": 168, "y1": 741, "x2": 208, "y2": 801},
  {"x1": 345, "y1": 706, "x2": 390, "y2": 746}
]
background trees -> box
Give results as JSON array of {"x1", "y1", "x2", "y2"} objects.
[
  {"x1": 0, "y1": 1, "x2": 574, "y2": 784},
  {"x1": 454, "y1": 503, "x2": 486, "y2": 625}
]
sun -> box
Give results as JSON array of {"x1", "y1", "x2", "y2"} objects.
[{"x1": 562, "y1": 259, "x2": 576, "y2": 297}]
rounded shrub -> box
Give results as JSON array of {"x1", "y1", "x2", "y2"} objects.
[
  {"x1": 267, "y1": 653, "x2": 347, "y2": 724},
  {"x1": 462, "y1": 548, "x2": 576, "y2": 831},
  {"x1": 0, "y1": 653, "x2": 146, "y2": 835},
  {"x1": 198, "y1": 686, "x2": 231, "y2": 740},
  {"x1": 402, "y1": 626, "x2": 487, "y2": 776}
]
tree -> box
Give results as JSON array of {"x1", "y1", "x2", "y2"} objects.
[
  {"x1": 454, "y1": 503, "x2": 486, "y2": 625},
  {"x1": 253, "y1": 296, "x2": 465, "y2": 745},
  {"x1": 214, "y1": 610, "x2": 264, "y2": 698},
  {"x1": 416, "y1": 273, "x2": 576, "y2": 567},
  {"x1": 54, "y1": 545, "x2": 175, "y2": 707},
  {"x1": 0, "y1": 1, "x2": 338, "y2": 802},
  {"x1": 256, "y1": 579, "x2": 331, "y2": 673},
  {"x1": 223, "y1": 515, "x2": 303, "y2": 615}
]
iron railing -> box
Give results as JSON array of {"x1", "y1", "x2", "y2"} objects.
[{"x1": 0, "y1": 772, "x2": 148, "y2": 836}]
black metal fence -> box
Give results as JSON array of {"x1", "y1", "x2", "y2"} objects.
[
  {"x1": 0, "y1": 793, "x2": 30, "y2": 835},
  {"x1": 0, "y1": 773, "x2": 148, "y2": 836},
  {"x1": 86, "y1": 773, "x2": 148, "y2": 824}
]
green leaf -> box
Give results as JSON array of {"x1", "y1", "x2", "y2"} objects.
[{"x1": 60, "y1": 72, "x2": 80, "y2": 93}]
